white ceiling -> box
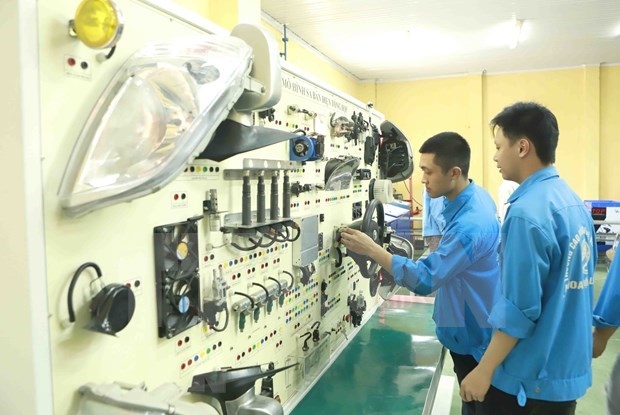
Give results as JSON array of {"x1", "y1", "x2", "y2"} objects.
[{"x1": 261, "y1": 0, "x2": 620, "y2": 81}]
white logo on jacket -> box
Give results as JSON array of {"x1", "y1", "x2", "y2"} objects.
[{"x1": 564, "y1": 226, "x2": 594, "y2": 293}]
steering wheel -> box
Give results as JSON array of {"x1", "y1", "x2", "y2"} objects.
[{"x1": 347, "y1": 199, "x2": 386, "y2": 280}]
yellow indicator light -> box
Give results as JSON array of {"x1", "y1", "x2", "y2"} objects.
[{"x1": 73, "y1": 0, "x2": 123, "y2": 49}]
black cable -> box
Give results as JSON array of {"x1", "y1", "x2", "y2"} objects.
[
  {"x1": 278, "y1": 227, "x2": 290, "y2": 242},
  {"x1": 231, "y1": 236, "x2": 263, "y2": 251},
  {"x1": 274, "y1": 224, "x2": 289, "y2": 242},
  {"x1": 67, "y1": 262, "x2": 102, "y2": 323},
  {"x1": 257, "y1": 226, "x2": 279, "y2": 246},
  {"x1": 233, "y1": 291, "x2": 255, "y2": 310},
  {"x1": 250, "y1": 230, "x2": 277, "y2": 248},
  {"x1": 300, "y1": 331, "x2": 312, "y2": 351},
  {"x1": 252, "y1": 282, "x2": 270, "y2": 300},
  {"x1": 104, "y1": 45, "x2": 116, "y2": 60},
  {"x1": 288, "y1": 222, "x2": 301, "y2": 242},
  {"x1": 210, "y1": 305, "x2": 229, "y2": 332},
  {"x1": 281, "y1": 270, "x2": 295, "y2": 290},
  {"x1": 267, "y1": 277, "x2": 282, "y2": 293}
]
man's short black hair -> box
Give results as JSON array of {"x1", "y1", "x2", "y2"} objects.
[
  {"x1": 419, "y1": 132, "x2": 470, "y2": 177},
  {"x1": 490, "y1": 102, "x2": 558, "y2": 164}
]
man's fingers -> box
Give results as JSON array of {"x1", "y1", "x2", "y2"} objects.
[
  {"x1": 461, "y1": 393, "x2": 485, "y2": 403},
  {"x1": 460, "y1": 389, "x2": 468, "y2": 401},
  {"x1": 460, "y1": 387, "x2": 483, "y2": 403}
]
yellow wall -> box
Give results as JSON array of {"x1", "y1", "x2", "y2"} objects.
[
  {"x1": 173, "y1": 0, "x2": 238, "y2": 31},
  {"x1": 207, "y1": 0, "x2": 239, "y2": 30},
  {"x1": 366, "y1": 66, "x2": 620, "y2": 205},
  {"x1": 601, "y1": 66, "x2": 620, "y2": 201},
  {"x1": 359, "y1": 75, "x2": 486, "y2": 202},
  {"x1": 483, "y1": 68, "x2": 598, "y2": 201}
]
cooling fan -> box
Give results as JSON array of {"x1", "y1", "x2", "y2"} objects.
[{"x1": 154, "y1": 216, "x2": 203, "y2": 339}]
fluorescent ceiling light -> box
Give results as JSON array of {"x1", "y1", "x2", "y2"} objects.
[{"x1": 509, "y1": 19, "x2": 524, "y2": 49}]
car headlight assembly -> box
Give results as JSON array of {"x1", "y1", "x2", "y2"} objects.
[{"x1": 58, "y1": 36, "x2": 252, "y2": 217}]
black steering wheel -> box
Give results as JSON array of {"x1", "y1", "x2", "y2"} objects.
[{"x1": 347, "y1": 199, "x2": 386, "y2": 281}]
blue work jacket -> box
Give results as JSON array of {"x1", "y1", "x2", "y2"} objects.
[
  {"x1": 392, "y1": 180, "x2": 501, "y2": 361},
  {"x1": 488, "y1": 166, "x2": 597, "y2": 404},
  {"x1": 593, "y1": 251, "x2": 620, "y2": 327}
]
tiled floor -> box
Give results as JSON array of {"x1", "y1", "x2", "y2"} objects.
[{"x1": 444, "y1": 259, "x2": 620, "y2": 415}]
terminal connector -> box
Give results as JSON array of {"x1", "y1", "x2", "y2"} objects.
[
  {"x1": 347, "y1": 291, "x2": 366, "y2": 327},
  {"x1": 202, "y1": 268, "x2": 230, "y2": 331}
]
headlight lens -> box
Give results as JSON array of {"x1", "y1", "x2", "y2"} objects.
[{"x1": 59, "y1": 36, "x2": 252, "y2": 217}]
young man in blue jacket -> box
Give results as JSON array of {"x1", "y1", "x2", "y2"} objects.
[
  {"x1": 593, "y1": 250, "x2": 620, "y2": 415},
  {"x1": 341, "y1": 131, "x2": 501, "y2": 415},
  {"x1": 460, "y1": 102, "x2": 598, "y2": 415}
]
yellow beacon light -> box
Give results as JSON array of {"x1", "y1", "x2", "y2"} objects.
[{"x1": 73, "y1": 0, "x2": 124, "y2": 49}]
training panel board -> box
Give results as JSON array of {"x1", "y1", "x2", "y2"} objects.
[{"x1": 39, "y1": 1, "x2": 386, "y2": 414}]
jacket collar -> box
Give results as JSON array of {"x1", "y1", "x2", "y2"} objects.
[
  {"x1": 443, "y1": 179, "x2": 474, "y2": 223},
  {"x1": 508, "y1": 166, "x2": 559, "y2": 203}
]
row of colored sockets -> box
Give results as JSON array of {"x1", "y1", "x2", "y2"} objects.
[
  {"x1": 235, "y1": 330, "x2": 282, "y2": 361},
  {"x1": 285, "y1": 294, "x2": 319, "y2": 323},
  {"x1": 184, "y1": 166, "x2": 220, "y2": 173},
  {"x1": 180, "y1": 341, "x2": 223, "y2": 370},
  {"x1": 217, "y1": 244, "x2": 289, "y2": 269},
  {"x1": 290, "y1": 201, "x2": 312, "y2": 207},
  {"x1": 322, "y1": 195, "x2": 351, "y2": 203},
  {"x1": 271, "y1": 120, "x2": 310, "y2": 131}
]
